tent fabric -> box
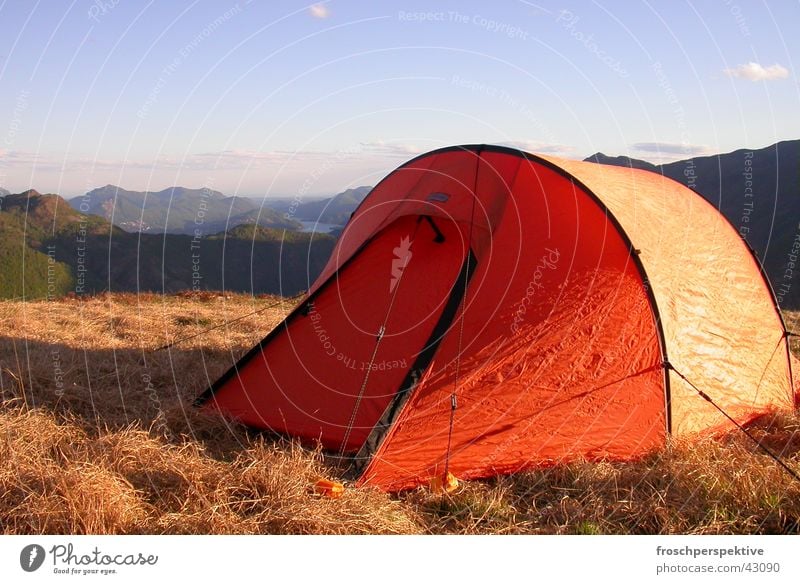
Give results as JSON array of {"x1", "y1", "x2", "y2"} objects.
[
  {"x1": 543, "y1": 156, "x2": 793, "y2": 438},
  {"x1": 197, "y1": 145, "x2": 795, "y2": 492}
]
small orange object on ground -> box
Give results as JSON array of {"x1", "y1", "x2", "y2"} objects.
[
  {"x1": 430, "y1": 472, "x2": 459, "y2": 494},
  {"x1": 314, "y1": 478, "x2": 344, "y2": 498}
]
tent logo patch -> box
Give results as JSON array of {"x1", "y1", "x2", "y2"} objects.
[
  {"x1": 390, "y1": 236, "x2": 413, "y2": 293},
  {"x1": 20, "y1": 544, "x2": 46, "y2": 572},
  {"x1": 426, "y1": 192, "x2": 449, "y2": 203}
]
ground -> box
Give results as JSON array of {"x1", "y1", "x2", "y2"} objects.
[{"x1": 1, "y1": 293, "x2": 798, "y2": 534}]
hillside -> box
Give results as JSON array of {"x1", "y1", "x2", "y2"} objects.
[
  {"x1": 585, "y1": 140, "x2": 800, "y2": 308},
  {"x1": 0, "y1": 190, "x2": 108, "y2": 299},
  {"x1": 73, "y1": 185, "x2": 302, "y2": 234},
  {"x1": 292, "y1": 186, "x2": 371, "y2": 225},
  {"x1": 0, "y1": 216, "x2": 73, "y2": 300},
  {"x1": 1, "y1": 190, "x2": 336, "y2": 299},
  {"x1": 0, "y1": 294, "x2": 797, "y2": 534},
  {"x1": 230, "y1": 203, "x2": 304, "y2": 233},
  {"x1": 70, "y1": 184, "x2": 372, "y2": 235}
]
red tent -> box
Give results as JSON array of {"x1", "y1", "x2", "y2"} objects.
[{"x1": 197, "y1": 145, "x2": 795, "y2": 492}]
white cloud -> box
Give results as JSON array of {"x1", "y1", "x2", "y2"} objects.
[
  {"x1": 190, "y1": 149, "x2": 289, "y2": 165},
  {"x1": 359, "y1": 141, "x2": 422, "y2": 157},
  {"x1": 631, "y1": 142, "x2": 714, "y2": 164},
  {"x1": 309, "y1": 3, "x2": 329, "y2": 19},
  {"x1": 0, "y1": 147, "x2": 409, "y2": 177},
  {"x1": 0, "y1": 149, "x2": 47, "y2": 167},
  {"x1": 496, "y1": 140, "x2": 575, "y2": 155},
  {"x1": 724, "y1": 62, "x2": 789, "y2": 81},
  {"x1": 632, "y1": 142, "x2": 711, "y2": 156}
]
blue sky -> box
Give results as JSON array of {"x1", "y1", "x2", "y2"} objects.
[{"x1": 0, "y1": 0, "x2": 798, "y2": 196}]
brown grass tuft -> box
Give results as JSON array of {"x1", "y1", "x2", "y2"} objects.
[{"x1": 1, "y1": 295, "x2": 798, "y2": 534}]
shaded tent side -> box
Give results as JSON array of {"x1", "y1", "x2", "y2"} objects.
[{"x1": 356, "y1": 150, "x2": 667, "y2": 490}]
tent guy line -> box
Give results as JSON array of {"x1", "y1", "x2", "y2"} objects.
[
  {"x1": 667, "y1": 362, "x2": 800, "y2": 485},
  {"x1": 444, "y1": 146, "x2": 480, "y2": 481},
  {"x1": 156, "y1": 292, "x2": 305, "y2": 353},
  {"x1": 338, "y1": 218, "x2": 424, "y2": 458}
]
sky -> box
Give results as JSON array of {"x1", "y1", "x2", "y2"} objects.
[{"x1": 0, "y1": 0, "x2": 798, "y2": 197}]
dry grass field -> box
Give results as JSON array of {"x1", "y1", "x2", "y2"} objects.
[{"x1": 1, "y1": 293, "x2": 799, "y2": 534}]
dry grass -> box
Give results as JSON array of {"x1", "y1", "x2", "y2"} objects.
[
  {"x1": 1, "y1": 294, "x2": 798, "y2": 534},
  {"x1": 785, "y1": 311, "x2": 800, "y2": 361}
]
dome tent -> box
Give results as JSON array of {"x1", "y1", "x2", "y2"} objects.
[{"x1": 196, "y1": 145, "x2": 796, "y2": 492}]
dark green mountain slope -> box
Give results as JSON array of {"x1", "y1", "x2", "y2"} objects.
[
  {"x1": 2, "y1": 190, "x2": 335, "y2": 298},
  {"x1": 0, "y1": 190, "x2": 98, "y2": 299}
]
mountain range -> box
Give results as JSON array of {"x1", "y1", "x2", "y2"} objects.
[
  {"x1": 72, "y1": 185, "x2": 302, "y2": 234},
  {"x1": 0, "y1": 189, "x2": 334, "y2": 299},
  {"x1": 289, "y1": 186, "x2": 372, "y2": 226},
  {"x1": 2, "y1": 142, "x2": 797, "y2": 305},
  {"x1": 69, "y1": 184, "x2": 372, "y2": 235}
]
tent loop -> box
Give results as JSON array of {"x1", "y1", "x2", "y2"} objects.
[
  {"x1": 666, "y1": 362, "x2": 800, "y2": 485},
  {"x1": 420, "y1": 215, "x2": 446, "y2": 243}
]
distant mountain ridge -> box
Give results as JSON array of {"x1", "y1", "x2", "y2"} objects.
[
  {"x1": 1, "y1": 189, "x2": 334, "y2": 299},
  {"x1": 585, "y1": 139, "x2": 800, "y2": 308},
  {"x1": 71, "y1": 184, "x2": 372, "y2": 235},
  {"x1": 6, "y1": 142, "x2": 797, "y2": 306},
  {"x1": 72, "y1": 185, "x2": 301, "y2": 234},
  {"x1": 291, "y1": 186, "x2": 371, "y2": 225},
  {"x1": 0, "y1": 189, "x2": 110, "y2": 299}
]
